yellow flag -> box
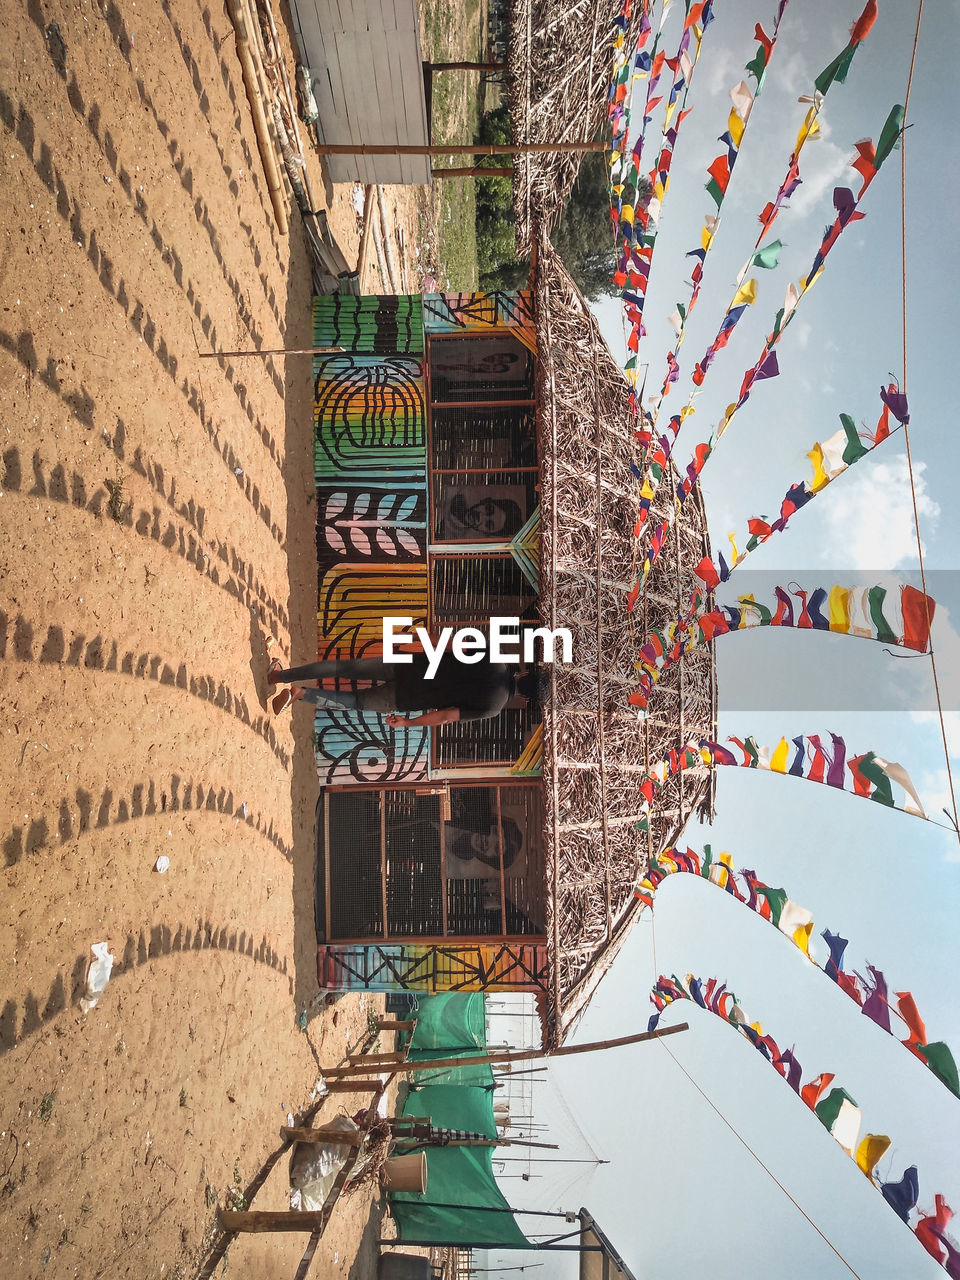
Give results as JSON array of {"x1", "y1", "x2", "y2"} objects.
[
  {"x1": 796, "y1": 106, "x2": 820, "y2": 151},
  {"x1": 792, "y1": 922, "x2": 814, "y2": 956},
  {"x1": 769, "y1": 738, "x2": 790, "y2": 774},
  {"x1": 727, "y1": 109, "x2": 745, "y2": 149},
  {"x1": 807, "y1": 443, "x2": 829, "y2": 492},
  {"x1": 856, "y1": 1134, "x2": 891, "y2": 1178},
  {"x1": 731, "y1": 278, "x2": 757, "y2": 308},
  {"x1": 828, "y1": 585, "x2": 851, "y2": 633}
]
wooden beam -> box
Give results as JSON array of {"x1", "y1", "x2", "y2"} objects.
[
  {"x1": 317, "y1": 141, "x2": 609, "y2": 157},
  {"x1": 428, "y1": 61, "x2": 508, "y2": 73},
  {"x1": 325, "y1": 1023, "x2": 689, "y2": 1079},
  {"x1": 280, "y1": 1126, "x2": 365, "y2": 1146},
  {"x1": 433, "y1": 166, "x2": 514, "y2": 179}
]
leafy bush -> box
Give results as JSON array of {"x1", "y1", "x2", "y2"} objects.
[{"x1": 474, "y1": 107, "x2": 652, "y2": 300}]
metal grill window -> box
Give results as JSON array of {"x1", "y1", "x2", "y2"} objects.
[
  {"x1": 432, "y1": 406, "x2": 537, "y2": 470},
  {"x1": 324, "y1": 785, "x2": 544, "y2": 941},
  {"x1": 423, "y1": 334, "x2": 539, "y2": 770},
  {"x1": 432, "y1": 556, "x2": 538, "y2": 626}
]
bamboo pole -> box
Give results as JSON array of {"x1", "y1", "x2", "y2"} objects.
[
  {"x1": 428, "y1": 61, "x2": 508, "y2": 72},
  {"x1": 375, "y1": 187, "x2": 402, "y2": 293},
  {"x1": 355, "y1": 184, "x2": 377, "y2": 283},
  {"x1": 317, "y1": 141, "x2": 609, "y2": 157},
  {"x1": 225, "y1": 0, "x2": 288, "y2": 233},
  {"x1": 199, "y1": 344, "x2": 343, "y2": 359},
  {"x1": 433, "y1": 166, "x2": 514, "y2": 178},
  {"x1": 324, "y1": 1023, "x2": 688, "y2": 1080},
  {"x1": 280, "y1": 1126, "x2": 365, "y2": 1146}
]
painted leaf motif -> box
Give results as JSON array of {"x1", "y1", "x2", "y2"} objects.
[
  {"x1": 377, "y1": 494, "x2": 395, "y2": 520},
  {"x1": 352, "y1": 493, "x2": 370, "y2": 519},
  {"x1": 325, "y1": 526, "x2": 346, "y2": 553},
  {"x1": 376, "y1": 529, "x2": 397, "y2": 556},
  {"x1": 350, "y1": 526, "x2": 371, "y2": 555},
  {"x1": 325, "y1": 491, "x2": 347, "y2": 518},
  {"x1": 396, "y1": 528, "x2": 420, "y2": 555},
  {"x1": 397, "y1": 494, "x2": 419, "y2": 520}
]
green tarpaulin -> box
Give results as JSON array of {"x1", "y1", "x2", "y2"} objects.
[
  {"x1": 407, "y1": 993, "x2": 494, "y2": 1089},
  {"x1": 408, "y1": 993, "x2": 486, "y2": 1051},
  {"x1": 388, "y1": 997, "x2": 532, "y2": 1249}
]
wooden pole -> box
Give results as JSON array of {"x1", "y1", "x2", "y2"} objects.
[
  {"x1": 433, "y1": 166, "x2": 514, "y2": 179},
  {"x1": 324, "y1": 1077, "x2": 384, "y2": 1092},
  {"x1": 199, "y1": 345, "x2": 344, "y2": 359},
  {"x1": 317, "y1": 141, "x2": 609, "y2": 157},
  {"x1": 280, "y1": 1126, "x2": 365, "y2": 1146},
  {"x1": 428, "y1": 61, "x2": 508, "y2": 72},
  {"x1": 225, "y1": 0, "x2": 288, "y2": 233},
  {"x1": 324, "y1": 1022, "x2": 688, "y2": 1080},
  {"x1": 355, "y1": 184, "x2": 377, "y2": 283},
  {"x1": 221, "y1": 1085, "x2": 388, "y2": 1236}
]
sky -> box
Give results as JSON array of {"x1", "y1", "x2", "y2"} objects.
[{"x1": 485, "y1": 1, "x2": 960, "y2": 1276}]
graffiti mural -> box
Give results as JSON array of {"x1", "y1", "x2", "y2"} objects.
[
  {"x1": 318, "y1": 489, "x2": 426, "y2": 561},
  {"x1": 314, "y1": 294, "x2": 425, "y2": 355},
  {"x1": 423, "y1": 290, "x2": 537, "y2": 354},
  {"x1": 314, "y1": 711, "x2": 430, "y2": 784},
  {"x1": 317, "y1": 563, "x2": 428, "y2": 659},
  {"x1": 318, "y1": 941, "x2": 550, "y2": 994},
  {"x1": 314, "y1": 354, "x2": 425, "y2": 487},
  {"x1": 311, "y1": 293, "x2": 548, "y2": 993}
]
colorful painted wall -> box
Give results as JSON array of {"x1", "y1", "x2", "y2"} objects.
[
  {"x1": 312, "y1": 291, "x2": 548, "y2": 996},
  {"x1": 311, "y1": 290, "x2": 537, "y2": 786}
]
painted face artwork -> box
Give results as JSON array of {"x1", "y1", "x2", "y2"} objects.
[{"x1": 441, "y1": 485, "x2": 527, "y2": 540}]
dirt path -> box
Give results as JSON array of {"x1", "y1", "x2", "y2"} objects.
[{"x1": 0, "y1": 2, "x2": 412, "y2": 1276}]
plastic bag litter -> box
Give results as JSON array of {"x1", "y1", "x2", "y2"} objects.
[
  {"x1": 80, "y1": 942, "x2": 115, "y2": 1012},
  {"x1": 288, "y1": 1114, "x2": 371, "y2": 1211}
]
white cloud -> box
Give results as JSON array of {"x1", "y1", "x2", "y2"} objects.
[
  {"x1": 704, "y1": 45, "x2": 740, "y2": 99},
  {"x1": 821, "y1": 455, "x2": 940, "y2": 570}
]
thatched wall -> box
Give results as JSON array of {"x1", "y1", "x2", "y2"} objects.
[
  {"x1": 508, "y1": 0, "x2": 649, "y2": 254},
  {"x1": 535, "y1": 239, "x2": 716, "y2": 1044}
]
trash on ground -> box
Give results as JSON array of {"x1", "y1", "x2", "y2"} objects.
[{"x1": 80, "y1": 942, "x2": 115, "y2": 1012}]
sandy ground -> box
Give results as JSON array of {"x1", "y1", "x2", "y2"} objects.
[{"x1": 0, "y1": 1, "x2": 420, "y2": 1276}]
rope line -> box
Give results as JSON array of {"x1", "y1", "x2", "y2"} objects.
[
  {"x1": 897, "y1": 0, "x2": 959, "y2": 847},
  {"x1": 650, "y1": 915, "x2": 864, "y2": 1279},
  {"x1": 657, "y1": 1035, "x2": 866, "y2": 1279}
]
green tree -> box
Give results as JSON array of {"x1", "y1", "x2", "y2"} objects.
[
  {"x1": 552, "y1": 150, "x2": 620, "y2": 301},
  {"x1": 473, "y1": 108, "x2": 652, "y2": 297}
]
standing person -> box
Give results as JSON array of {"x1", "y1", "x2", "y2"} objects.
[{"x1": 267, "y1": 652, "x2": 545, "y2": 724}]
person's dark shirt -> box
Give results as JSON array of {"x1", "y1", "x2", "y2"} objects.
[{"x1": 393, "y1": 653, "x2": 514, "y2": 720}]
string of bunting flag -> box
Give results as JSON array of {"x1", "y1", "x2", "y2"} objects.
[
  {"x1": 634, "y1": 845, "x2": 959, "y2": 1097},
  {"x1": 647, "y1": 973, "x2": 960, "y2": 1273},
  {"x1": 628, "y1": 392, "x2": 932, "y2": 711},
  {"x1": 648, "y1": 0, "x2": 791, "y2": 416},
  {"x1": 636, "y1": 733, "x2": 930, "y2": 823},
  {"x1": 626, "y1": 383, "x2": 906, "y2": 621},
  {"x1": 630, "y1": 169, "x2": 906, "y2": 592},
  {"x1": 628, "y1": 0, "x2": 878, "y2": 495},
  {"x1": 620, "y1": 58, "x2": 904, "y2": 591},
  {"x1": 610, "y1": 0, "x2": 718, "y2": 398}
]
